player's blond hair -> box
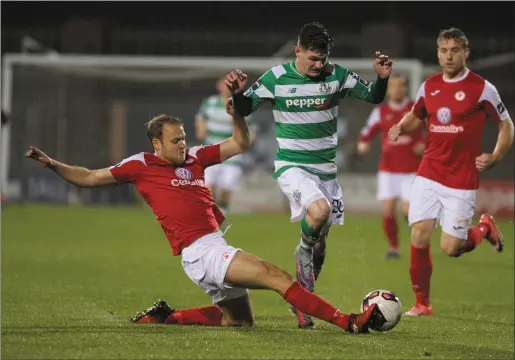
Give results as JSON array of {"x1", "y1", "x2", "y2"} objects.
[
  {"x1": 437, "y1": 27, "x2": 469, "y2": 49},
  {"x1": 145, "y1": 114, "x2": 183, "y2": 145}
]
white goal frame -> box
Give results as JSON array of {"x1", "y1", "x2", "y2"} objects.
[{"x1": 0, "y1": 54, "x2": 425, "y2": 198}]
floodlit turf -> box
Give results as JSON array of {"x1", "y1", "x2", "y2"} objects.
[{"x1": 2, "y1": 205, "x2": 514, "y2": 359}]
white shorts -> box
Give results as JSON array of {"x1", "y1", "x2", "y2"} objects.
[
  {"x1": 277, "y1": 167, "x2": 344, "y2": 225},
  {"x1": 408, "y1": 176, "x2": 476, "y2": 239},
  {"x1": 181, "y1": 232, "x2": 248, "y2": 304},
  {"x1": 204, "y1": 163, "x2": 243, "y2": 191},
  {"x1": 377, "y1": 171, "x2": 416, "y2": 202}
]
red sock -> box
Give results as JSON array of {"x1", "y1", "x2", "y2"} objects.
[
  {"x1": 283, "y1": 281, "x2": 350, "y2": 330},
  {"x1": 409, "y1": 244, "x2": 432, "y2": 306},
  {"x1": 461, "y1": 224, "x2": 489, "y2": 253},
  {"x1": 165, "y1": 306, "x2": 223, "y2": 326},
  {"x1": 383, "y1": 216, "x2": 399, "y2": 250}
]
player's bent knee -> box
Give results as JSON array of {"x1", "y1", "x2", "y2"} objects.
[
  {"x1": 382, "y1": 199, "x2": 397, "y2": 218},
  {"x1": 440, "y1": 233, "x2": 464, "y2": 257},
  {"x1": 411, "y1": 221, "x2": 434, "y2": 248},
  {"x1": 308, "y1": 199, "x2": 331, "y2": 227},
  {"x1": 440, "y1": 243, "x2": 462, "y2": 257}
]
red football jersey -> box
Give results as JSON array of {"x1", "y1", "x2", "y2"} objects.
[
  {"x1": 359, "y1": 98, "x2": 425, "y2": 173},
  {"x1": 413, "y1": 69, "x2": 511, "y2": 190},
  {"x1": 109, "y1": 144, "x2": 225, "y2": 255}
]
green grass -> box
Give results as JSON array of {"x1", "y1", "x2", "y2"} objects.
[{"x1": 2, "y1": 205, "x2": 514, "y2": 359}]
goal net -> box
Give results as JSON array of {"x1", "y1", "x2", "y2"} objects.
[{"x1": 1, "y1": 54, "x2": 424, "y2": 208}]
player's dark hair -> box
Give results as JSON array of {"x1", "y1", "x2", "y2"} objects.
[
  {"x1": 145, "y1": 114, "x2": 183, "y2": 145},
  {"x1": 437, "y1": 27, "x2": 469, "y2": 48},
  {"x1": 298, "y1": 21, "x2": 334, "y2": 54}
]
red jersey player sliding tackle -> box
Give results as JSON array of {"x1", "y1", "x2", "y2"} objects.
[
  {"x1": 25, "y1": 71, "x2": 381, "y2": 333},
  {"x1": 388, "y1": 28, "x2": 514, "y2": 316},
  {"x1": 357, "y1": 74, "x2": 425, "y2": 259}
]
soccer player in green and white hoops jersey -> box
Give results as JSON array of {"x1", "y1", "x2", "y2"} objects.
[
  {"x1": 195, "y1": 75, "x2": 255, "y2": 216},
  {"x1": 224, "y1": 22, "x2": 393, "y2": 329}
]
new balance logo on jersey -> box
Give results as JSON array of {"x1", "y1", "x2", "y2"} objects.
[
  {"x1": 285, "y1": 97, "x2": 328, "y2": 109},
  {"x1": 288, "y1": 88, "x2": 297, "y2": 94}
]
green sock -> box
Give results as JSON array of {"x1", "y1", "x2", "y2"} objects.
[
  {"x1": 300, "y1": 217, "x2": 321, "y2": 250},
  {"x1": 301, "y1": 217, "x2": 320, "y2": 237}
]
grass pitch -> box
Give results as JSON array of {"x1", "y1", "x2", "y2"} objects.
[{"x1": 2, "y1": 205, "x2": 514, "y2": 359}]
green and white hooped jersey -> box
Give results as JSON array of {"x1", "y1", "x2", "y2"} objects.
[
  {"x1": 196, "y1": 95, "x2": 255, "y2": 166},
  {"x1": 243, "y1": 61, "x2": 380, "y2": 180}
]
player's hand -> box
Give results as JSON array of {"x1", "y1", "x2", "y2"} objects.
[
  {"x1": 356, "y1": 141, "x2": 371, "y2": 155},
  {"x1": 224, "y1": 69, "x2": 248, "y2": 94},
  {"x1": 475, "y1": 153, "x2": 498, "y2": 172},
  {"x1": 388, "y1": 124, "x2": 401, "y2": 142},
  {"x1": 25, "y1": 146, "x2": 53, "y2": 167},
  {"x1": 374, "y1": 51, "x2": 393, "y2": 79}
]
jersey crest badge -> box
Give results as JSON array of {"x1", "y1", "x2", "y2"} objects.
[
  {"x1": 455, "y1": 91, "x2": 466, "y2": 101},
  {"x1": 319, "y1": 82, "x2": 332, "y2": 94}
]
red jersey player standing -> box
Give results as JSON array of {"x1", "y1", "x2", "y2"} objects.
[
  {"x1": 357, "y1": 74, "x2": 425, "y2": 259},
  {"x1": 388, "y1": 28, "x2": 514, "y2": 316},
  {"x1": 25, "y1": 73, "x2": 381, "y2": 332}
]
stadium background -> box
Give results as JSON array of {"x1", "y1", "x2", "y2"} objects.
[{"x1": 1, "y1": 1, "x2": 514, "y2": 217}]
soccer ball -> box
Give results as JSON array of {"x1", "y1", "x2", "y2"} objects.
[{"x1": 361, "y1": 289, "x2": 402, "y2": 332}]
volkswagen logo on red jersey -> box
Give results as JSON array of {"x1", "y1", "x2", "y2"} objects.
[
  {"x1": 175, "y1": 167, "x2": 192, "y2": 180},
  {"x1": 436, "y1": 107, "x2": 452, "y2": 124}
]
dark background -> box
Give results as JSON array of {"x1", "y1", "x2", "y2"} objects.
[
  {"x1": 2, "y1": 1, "x2": 514, "y2": 205},
  {"x1": 2, "y1": 1, "x2": 514, "y2": 60}
]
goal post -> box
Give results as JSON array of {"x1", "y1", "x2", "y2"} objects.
[{"x1": 1, "y1": 54, "x2": 424, "y2": 205}]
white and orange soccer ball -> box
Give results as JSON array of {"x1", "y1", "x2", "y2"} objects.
[{"x1": 361, "y1": 289, "x2": 402, "y2": 332}]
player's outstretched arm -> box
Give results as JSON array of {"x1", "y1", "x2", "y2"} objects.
[
  {"x1": 343, "y1": 52, "x2": 392, "y2": 104},
  {"x1": 225, "y1": 69, "x2": 253, "y2": 117},
  {"x1": 227, "y1": 69, "x2": 275, "y2": 117},
  {"x1": 25, "y1": 146, "x2": 116, "y2": 187},
  {"x1": 218, "y1": 99, "x2": 251, "y2": 162}
]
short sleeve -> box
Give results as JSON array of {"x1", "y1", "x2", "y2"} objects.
[
  {"x1": 243, "y1": 68, "x2": 278, "y2": 112},
  {"x1": 412, "y1": 82, "x2": 427, "y2": 119},
  {"x1": 359, "y1": 107, "x2": 381, "y2": 142},
  {"x1": 188, "y1": 144, "x2": 221, "y2": 168},
  {"x1": 479, "y1": 80, "x2": 511, "y2": 123},
  {"x1": 340, "y1": 70, "x2": 373, "y2": 99},
  {"x1": 109, "y1": 153, "x2": 147, "y2": 184}
]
